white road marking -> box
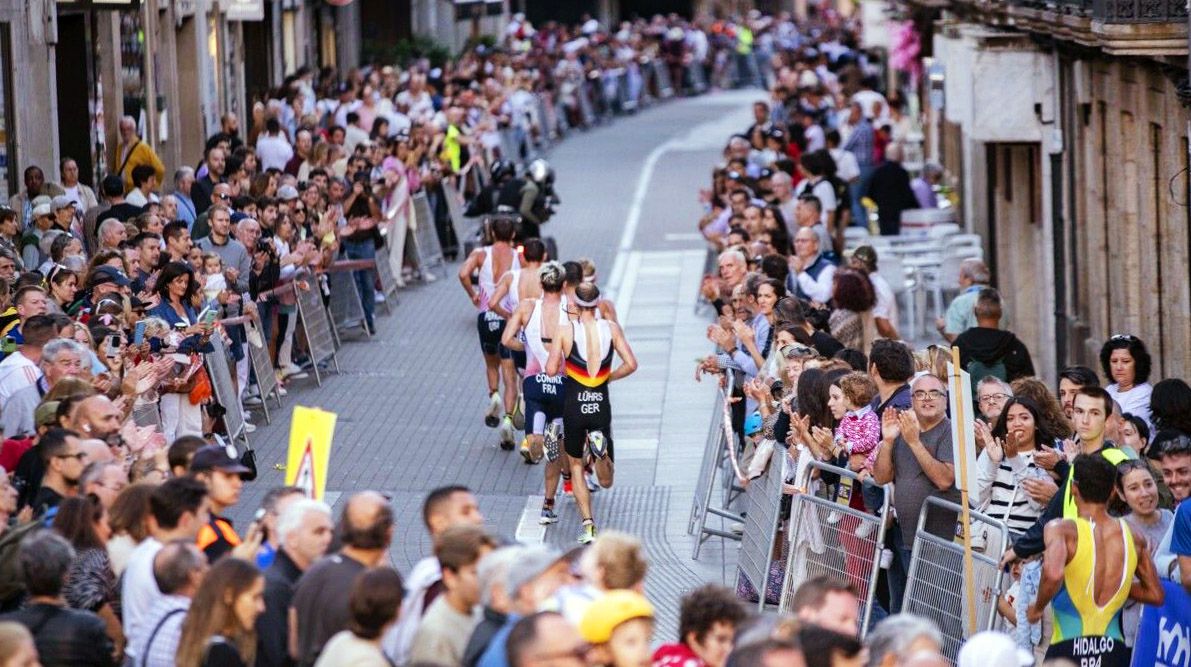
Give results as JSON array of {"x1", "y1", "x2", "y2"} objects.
[{"x1": 515, "y1": 495, "x2": 548, "y2": 544}]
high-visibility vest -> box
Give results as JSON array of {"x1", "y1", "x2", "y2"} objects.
[{"x1": 1061, "y1": 446, "x2": 1132, "y2": 518}]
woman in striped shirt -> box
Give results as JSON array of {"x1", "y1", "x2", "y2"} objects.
[{"x1": 974, "y1": 397, "x2": 1065, "y2": 538}]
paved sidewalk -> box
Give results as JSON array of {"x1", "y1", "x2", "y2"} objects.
[{"x1": 226, "y1": 91, "x2": 762, "y2": 635}]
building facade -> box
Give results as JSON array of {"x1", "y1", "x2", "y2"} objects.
[{"x1": 905, "y1": 0, "x2": 1189, "y2": 382}]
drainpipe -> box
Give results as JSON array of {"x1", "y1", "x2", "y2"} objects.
[{"x1": 1049, "y1": 46, "x2": 1068, "y2": 374}]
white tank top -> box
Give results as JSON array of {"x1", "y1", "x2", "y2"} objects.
[
  {"x1": 477, "y1": 245, "x2": 520, "y2": 312},
  {"x1": 524, "y1": 297, "x2": 567, "y2": 377},
  {"x1": 500, "y1": 269, "x2": 522, "y2": 316}
]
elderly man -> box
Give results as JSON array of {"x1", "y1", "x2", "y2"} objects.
[
  {"x1": 789, "y1": 227, "x2": 837, "y2": 304},
  {"x1": 51, "y1": 195, "x2": 77, "y2": 234},
  {"x1": 474, "y1": 545, "x2": 572, "y2": 667},
  {"x1": 873, "y1": 373, "x2": 960, "y2": 613},
  {"x1": 256, "y1": 498, "x2": 334, "y2": 667},
  {"x1": 975, "y1": 376, "x2": 1013, "y2": 425},
  {"x1": 864, "y1": 614, "x2": 946, "y2": 667},
  {"x1": 936, "y1": 258, "x2": 991, "y2": 342},
  {"x1": 3, "y1": 337, "x2": 85, "y2": 439},
  {"x1": 96, "y1": 218, "x2": 127, "y2": 252},
  {"x1": 19, "y1": 198, "x2": 54, "y2": 269},
  {"x1": 170, "y1": 167, "x2": 198, "y2": 229},
  {"x1": 113, "y1": 116, "x2": 165, "y2": 195},
  {"x1": 80, "y1": 461, "x2": 128, "y2": 509},
  {"x1": 699, "y1": 248, "x2": 748, "y2": 315},
  {"x1": 912, "y1": 163, "x2": 944, "y2": 210},
  {"x1": 134, "y1": 540, "x2": 208, "y2": 667},
  {"x1": 83, "y1": 176, "x2": 123, "y2": 254},
  {"x1": 793, "y1": 195, "x2": 834, "y2": 255}
]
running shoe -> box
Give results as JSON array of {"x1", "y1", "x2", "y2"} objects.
[
  {"x1": 280, "y1": 364, "x2": 309, "y2": 380},
  {"x1": 578, "y1": 521, "x2": 597, "y2": 544},
  {"x1": 484, "y1": 391, "x2": 502, "y2": 428},
  {"x1": 539, "y1": 508, "x2": 559, "y2": 525},
  {"x1": 519, "y1": 437, "x2": 538, "y2": 464},
  {"x1": 512, "y1": 394, "x2": 526, "y2": 430},
  {"x1": 587, "y1": 430, "x2": 608, "y2": 459},
  {"x1": 543, "y1": 422, "x2": 562, "y2": 462},
  {"x1": 585, "y1": 472, "x2": 600, "y2": 493},
  {"x1": 498, "y1": 416, "x2": 516, "y2": 450}
]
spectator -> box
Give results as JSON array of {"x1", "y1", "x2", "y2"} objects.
[
  {"x1": 133, "y1": 540, "x2": 208, "y2": 667},
  {"x1": 191, "y1": 148, "x2": 226, "y2": 217},
  {"x1": 547, "y1": 530, "x2": 649, "y2": 626},
  {"x1": 955, "y1": 632, "x2": 1031, "y2": 667},
  {"x1": 1099, "y1": 335, "x2": 1154, "y2": 428},
  {"x1": 863, "y1": 143, "x2": 918, "y2": 236},
  {"x1": 935, "y1": 259, "x2": 990, "y2": 343},
  {"x1": 724, "y1": 638, "x2": 804, "y2": 667},
  {"x1": 848, "y1": 246, "x2": 898, "y2": 340},
  {"x1": 125, "y1": 165, "x2": 160, "y2": 208},
  {"x1": 873, "y1": 373, "x2": 960, "y2": 612},
  {"x1": 31, "y1": 428, "x2": 84, "y2": 517},
  {"x1": 0, "y1": 529, "x2": 114, "y2": 666},
  {"x1": 314, "y1": 567, "x2": 405, "y2": 667},
  {"x1": 799, "y1": 625, "x2": 863, "y2": 667},
  {"x1": 788, "y1": 576, "x2": 860, "y2": 636},
  {"x1": 4, "y1": 338, "x2": 87, "y2": 440},
  {"x1": 122, "y1": 477, "x2": 210, "y2": 657},
  {"x1": 953, "y1": 288, "x2": 1035, "y2": 384},
  {"x1": 252, "y1": 486, "x2": 305, "y2": 571},
  {"x1": 105, "y1": 482, "x2": 155, "y2": 577},
  {"x1": 827, "y1": 268, "x2": 875, "y2": 352},
  {"x1": 505, "y1": 612, "x2": 591, "y2": 667},
  {"x1": 175, "y1": 557, "x2": 265, "y2": 667},
  {"x1": 112, "y1": 117, "x2": 165, "y2": 195},
  {"x1": 384, "y1": 484, "x2": 485, "y2": 663},
  {"x1": 1154, "y1": 434, "x2": 1191, "y2": 589},
  {"x1": 867, "y1": 339, "x2": 915, "y2": 419},
  {"x1": 291, "y1": 490, "x2": 393, "y2": 666},
  {"x1": 474, "y1": 546, "x2": 572, "y2": 667},
  {"x1": 188, "y1": 445, "x2": 251, "y2": 562},
  {"x1": 409, "y1": 526, "x2": 497, "y2": 665},
  {"x1": 790, "y1": 227, "x2": 837, "y2": 304},
  {"x1": 864, "y1": 614, "x2": 943, "y2": 667},
  {"x1": 173, "y1": 167, "x2": 198, "y2": 229},
  {"x1": 1150, "y1": 378, "x2": 1191, "y2": 438},
  {"x1": 9, "y1": 166, "x2": 47, "y2": 229},
  {"x1": 51, "y1": 495, "x2": 121, "y2": 650},
  {"x1": 1117, "y1": 458, "x2": 1173, "y2": 646},
  {"x1": 910, "y1": 164, "x2": 943, "y2": 210},
  {"x1": 974, "y1": 397, "x2": 1054, "y2": 539},
  {"x1": 1057, "y1": 365, "x2": 1100, "y2": 421},
  {"x1": 577, "y1": 590, "x2": 655, "y2": 667},
  {"x1": 652, "y1": 584, "x2": 747, "y2": 667},
  {"x1": 0, "y1": 621, "x2": 38, "y2": 666},
  {"x1": 256, "y1": 118, "x2": 295, "y2": 172},
  {"x1": 462, "y1": 547, "x2": 523, "y2": 667}
]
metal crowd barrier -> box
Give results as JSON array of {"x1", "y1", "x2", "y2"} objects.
[
  {"x1": 441, "y1": 181, "x2": 472, "y2": 253},
  {"x1": 410, "y1": 192, "x2": 446, "y2": 280},
  {"x1": 688, "y1": 381, "x2": 745, "y2": 560},
  {"x1": 242, "y1": 319, "x2": 282, "y2": 425},
  {"x1": 735, "y1": 449, "x2": 787, "y2": 611},
  {"x1": 374, "y1": 241, "x2": 400, "y2": 314},
  {"x1": 131, "y1": 399, "x2": 163, "y2": 431},
  {"x1": 203, "y1": 333, "x2": 249, "y2": 450},
  {"x1": 778, "y1": 461, "x2": 892, "y2": 637},
  {"x1": 293, "y1": 280, "x2": 340, "y2": 386},
  {"x1": 903, "y1": 497, "x2": 1008, "y2": 662},
  {"x1": 325, "y1": 259, "x2": 374, "y2": 339}
]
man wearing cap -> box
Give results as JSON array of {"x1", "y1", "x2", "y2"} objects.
[
  {"x1": 850, "y1": 246, "x2": 899, "y2": 339},
  {"x1": 187, "y1": 445, "x2": 249, "y2": 562},
  {"x1": 50, "y1": 195, "x2": 77, "y2": 235},
  {"x1": 8, "y1": 165, "x2": 47, "y2": 229},
  {"x1": 578, "y1": 590, "x2": 655, "y2": 667},
  {"x1": 77, "y1": 265, "x2": 132, "y2": 318},
  {"x1": 19, "y1": 197, "x2": 54, "y2": 269},
  {"x1": 112, "y1": 115, "x2": 165, "y2": 195},
  {"x1": 475, "y1": 545, "x2": 572, "y2": 667}
]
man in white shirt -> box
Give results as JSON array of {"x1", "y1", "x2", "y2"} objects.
[
  {"x1": 792, "y1": 151, "x2": 837, "y2": 229},
  {"x1": 827, "y1": 129, "x2": 861, "y2": 184},
  {"x1": 0, "y1": 315, "x2": 54, "y2": 412},
  {"x1": 123, "y1": 477, "x2": 210, "y2": 660},
  {"x1": 255, "y1": 117, "x2": 294, "y2": 172}
]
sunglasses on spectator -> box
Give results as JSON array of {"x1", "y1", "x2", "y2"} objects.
[{"x1": 1109, "y1": 334, "x2": 1137, "y2": 342}]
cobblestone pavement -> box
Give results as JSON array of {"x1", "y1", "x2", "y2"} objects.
[{"x1": 227, "y1": 91, "x2": 761, "y2": 636}]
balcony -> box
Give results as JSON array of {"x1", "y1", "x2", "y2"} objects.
[{"x1": 937, "y1": 0, "x2": 1188, "y2": 55}]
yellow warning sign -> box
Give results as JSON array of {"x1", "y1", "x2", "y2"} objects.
[{"x1": 285, "y1": 406, "x2": 337, "y2": 500}]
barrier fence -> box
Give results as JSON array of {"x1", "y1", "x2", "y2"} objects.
[
  {"x1": 688, "y1": 374, "x2": 746, "y2": 560},
  {"x1": 204, "y1": 333, "x2": 248, "y2": 450},
  {"x1": 903, "y1": 497, "x2": 1008, "y2": 661},
  {"x1": 778, "y1": 461, "x2": 892, "y2": 635},
  {"x1": 294, "y1": 279, "x2": 340, "y2": 386},
  {"x1": 735, "y1": 449, "x2": 787, "y2": 611},
  {"x1": 325, "y1": 259, "x2": 375, "y2": 339}
]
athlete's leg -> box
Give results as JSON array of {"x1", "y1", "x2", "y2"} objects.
[
  {"x1": 593, "y1": 456, "x2": 614, "y2": 488},
  {"x1": 483, "y1": 353, "x2": 500, "y2": 393},
  {"x1": 499, "y1": 357, "x2": 519, "y2": 415},
  {"x1": 567, "y1": 453, "x2": 594, "y2": 521}
]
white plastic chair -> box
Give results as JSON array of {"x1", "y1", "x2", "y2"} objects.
[
  {"x1": 878, "y1": 253, "x2": 919, "y2": 339},
  {"x1": 944, "y1": 233, "x2": 983, "y2": 250},
  {"x1": 923, "y1": 254, "x2": 967, "y2": 320},
  {"x1": 947, "y1": 245, "x2": 984, "y2": 260},
  {"x1": 844, "y1": 227, "x2": 871, "y2": 243},
  {"x1": 927, "y1": 223, "x2": 961, "y2": 239}
]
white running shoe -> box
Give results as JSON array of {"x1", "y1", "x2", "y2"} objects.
[
  {"x1": 484, "y1": 391, "x2": 502, "y2": 428},
  {"x1": 498, "y1": 416, "x2": 516, "y2": 450}
]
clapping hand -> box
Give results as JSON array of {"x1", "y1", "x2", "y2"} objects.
[
  {"x1": 1034, "y1": 444, "x2": 1061, "y2": 470},
  {"x1": 1061, "y1": 438, "x2": 1081, "y2": 463},
  {"x1": 1022, "y1": 474, "x2": 1059, "y2": 504},
  {"x1": 897, "y1": 409, "x2": 922, "y2": 445},
  {"x1": 974, "y1": 419, "x2": 993, "y2": 452},
  {"x1": 808, "y1": 425, "x2": 835, "y2": 460},
  {"x1": 880, "y1": 407, "x2": 901, "y2": 443},
  {"x1": 732, "y1": 321, "x2": 756, "y2": 347}
]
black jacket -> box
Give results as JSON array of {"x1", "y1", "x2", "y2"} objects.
[
  {"x1": 462, "y1": 606, "x2": 509, "y2": 667},
  {"x1": 953, "y1": 327, "x2": 1036, "y2": 381},
  {"x1": 255, "y1": 548, "x2": 304, "y2": 667},
  {"x1": 0, "y1": 602, "x2": 114, "y2": 667}
]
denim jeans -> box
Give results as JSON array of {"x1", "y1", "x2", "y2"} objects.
[
  {"x1": 886, "y1": 524, "x2": 913, "y2": 615},
  {"x1": 1015, "y1": 560, "x2": 1043, "y2": 650},
  {"x1": 342, "y1": 239, "x2": 376, "y2": 329}
]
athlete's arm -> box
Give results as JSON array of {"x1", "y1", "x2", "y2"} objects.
[
  {"x1": 545, "y1": 326, "x2": 571, "y2": 376},
  {"x1": 489, "y1": 273, "x2": 515, "y2": 319},
  {"x1": 599, "y1": 299, "x2": 620, "y2": 324},
  {"x1": 1029, "y1": 519, "x2": 1073, "y2": 620},
  {"x1": 607, "y1": 322, "x2": 638, "y2": 382},
  {"x1": 457, "y1": 249, "x2": 483, "y2": 305},
  {"x1": 501, "y1": 302, "x2": 530, "y2": 351},
  {"x1": 1129, "y1": 531, "x2": 1166, "y2": 606}
]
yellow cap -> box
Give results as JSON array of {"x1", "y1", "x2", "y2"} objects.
[{"x1": 578, "y1": 590, "x2": 655, "y2": 644}]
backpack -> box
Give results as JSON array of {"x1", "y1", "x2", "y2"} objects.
[{"x1": 966, "y1": 357, "x2": 1007, "y2": 397}]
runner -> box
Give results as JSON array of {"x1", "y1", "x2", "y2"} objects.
[
  {"x1": 458, "y1": 215, "x2": 521, "y2": 449},
  {"x1": 563, "y1": 261, "x2": 619, "y2": 323},
  {"x1": 502, "y1": 261, "x2": 568, "y2": 524},
  {"x1": 491, "y1": 238, "x2": 547, "y2": 434},
  {"x1": 1028, "y1": 454, "x2": 1164, "y2": 667},
  {"x1": 546, "y1": 282, "x2": 638, "y2": 544}
]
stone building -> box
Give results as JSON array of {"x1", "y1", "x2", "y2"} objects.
[{"x1": 903, "y1": 0, "x2": 1189, "y2": 381}]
